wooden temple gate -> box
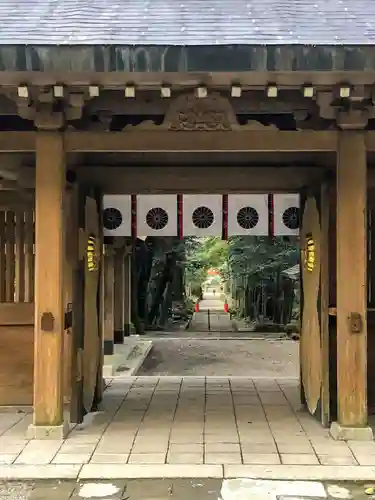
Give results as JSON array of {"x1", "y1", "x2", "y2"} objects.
[
  {"x1": 0, "y1": 125, "x2": 372, "y2": 441},
  {"x1": 0, "y1": 46, "x2": 373, "y2": 440}
]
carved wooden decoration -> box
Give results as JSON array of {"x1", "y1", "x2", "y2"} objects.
[
  {"x1": 126, "y1": 92, "x2": 277, "y2": 131},
  {"x1": 167, "y1": 93, "x2": 236, "y2": 131},
  {"x1": 300, "y1": 196, "x2": 322, "y2": 415}
]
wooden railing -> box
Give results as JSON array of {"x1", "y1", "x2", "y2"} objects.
[{"x1": 0, "y1": 209, "x2": 34, "y2": 325}]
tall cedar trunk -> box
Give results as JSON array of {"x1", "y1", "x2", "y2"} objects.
[
  {"x1": 159, "y1": 281, "x2": 173, "y2": 327},
  {"x1": 131, "y1": 238, "x2": 153, "y2": 334},
  {"x1": 172, "y1": 265, "x2": 184, "y2": 301},
  {"x1": 148, "y1": 251, "x2": 177, "y2": 325},
  {"x1": 137, "y1": 238, "x2": 154, "y2": 323}
]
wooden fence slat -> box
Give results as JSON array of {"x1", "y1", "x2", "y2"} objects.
[
  {"x1": 24, "y1": 210, "x2": 34, "y2": 303},
  {"x1": 0, "y1": 212, "x2": 6, "y2": 302},
  {"x1": 15, "y1": 211, "x2": 25, "y2": 302},
  {"x1": 5, "y1": 211, "x2": 15, "y2": 302}
]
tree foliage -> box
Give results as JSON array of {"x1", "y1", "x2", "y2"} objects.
[
  {"x1": 130, "y1": 234, "x2": 299, "y2": 333},
  {"x1": 228, "y1": 236, "x2": 299, "y2": 279},
  {"x1": 185, "y1": 237, "x2": 228, "y2": 289}
]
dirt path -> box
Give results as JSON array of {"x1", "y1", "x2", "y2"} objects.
[{"x1": 138, "y1": 338, "x2": 299, "y2": 377}]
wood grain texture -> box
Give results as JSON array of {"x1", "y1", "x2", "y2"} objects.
[
  {"x1": 337, "y1": 131, "x2": 367, "y2": 426},
  {"x1": 103, "y1": 249, "x2": 115, "y2": 345},
  {"x1": 0, "y1": 302, "x2": 33, "y2": 325},
  {"x1": 5, "y1": 211, "x2": 15, "y2": 302},
  {"x1": 320, "y1": 182, "x2": 330, "y2": 426},
  {"x1": 65, "y1": 130, "x2": 339, "y2": 153},
  {"x1": 33, "y1": 132, "x2": 65, "y2": 426},
  {"x1": 0, "y1": 211, "x2": 6, "y2": 302},
  {"x1": 63, "y1": 189, "x2": 76, "y2": 405},
  {"x1": 14, "y1": 211, "x2": 26, "y2": 303},
  {"x1": 77, "y1": 166, "x2": 326, "y2": 195},
  {"x1": 0, "y1": 130, "x2": 373, "y2": 153},
  {"x1": 24, "y1": 210, "x2": 34, "y2": 303},
  {"x1": 300, "y1": 195, "x2": 322, "y2": 415},
  {"x1": 83, "y1": 196, "x2": 100, "y2": 413},
  {"x1": 0, "y1": 326, "x2": 34, "y2": 405},
  {"x1": 114, "y1": 247, "x2": 125, "y2": 335}
]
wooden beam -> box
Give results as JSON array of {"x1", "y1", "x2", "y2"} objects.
[
  {"x1": 0, "y1": 129, "x2": 372, "y2": 153},
  {"x1": 0, "y1": 132, "x2": 35, "y2": 152},
  {"x1": 114, "y1": 247, "x2": 125, "y2": 344},
  {"x1": 33, "y1": 132, "x2": 65, "y2": 429},
  {"x1": 78, "y1": 166, "x2": 326, "y2": 193},
  {"x1": 336, "y1": 131, "x2": 367, "y2": 428},
  {"x1": 65, "y1": 130, "x2": 338, "y2": 153},
  {"x1": 0, "y1": 129, "x2": 368, "y2": 153},
  {"x1": 0, "y1": 129, "x2": 370, "y2": 154},
  {"x1": 103, "y1": 247, "x2": 114, "y2": 355}
]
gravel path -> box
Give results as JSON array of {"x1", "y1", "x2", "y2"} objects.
[{"x1": 138, "y1": 338, "x2": 299, "y2": 377}]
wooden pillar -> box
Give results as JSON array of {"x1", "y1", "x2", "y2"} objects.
[
  {"x1": 103, "y1": 246, "x2": 115, "y2": 355},
  {"x1": 124, "y1": 250, "x2": 132, "y2": 336},
  {"x1": 114, "y1": 247, "x2": 125, "y2": 344},
  {"x1": 331, "y1": 130, "x2": 372, "y2": 439},
  {"x1": 29, "y1": 132, "x2": 67, "y2": 438}
]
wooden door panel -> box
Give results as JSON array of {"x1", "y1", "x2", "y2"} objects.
[
  {"x1": 70, "y1": 186, "x2": 102, "y2": 423},
  {"x1": 300, "y1": 195, "x2": 322, "y2": 415},
  {"x1": 83, "y1": 195, "x2": 101, "y2": 413},
  {"x1": 300, "y1": 183, "x2": 331, "y2": 425}
]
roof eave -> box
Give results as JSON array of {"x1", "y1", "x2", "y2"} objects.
[{"x1": 0, "y1": 44, "x2": 374, "y2": 72}]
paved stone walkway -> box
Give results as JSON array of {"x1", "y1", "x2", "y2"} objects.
[
  {"x1": 190, "y1": 296, "x2": 233, "y2": 333},
  {"x1": 1, "y1": 377, "x2": 375, "y2": 480}
]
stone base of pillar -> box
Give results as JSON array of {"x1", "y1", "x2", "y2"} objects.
[
  {"x1": 103, "y1": 359, "x2": 117, "y2": 377},
  {"x1": 124, "y1": 323, "x2": 131, "y2": 337},
  {"x1": 103, "y1": 340, "x2": 114, "y2": 355},
  {"x1": 26, "y1": 420, "x2": 70, "y2": 440},
  {"x1": 114, "y1": 330, "x2": 124, "y2": 344},
  {"x1": 330, "y1": 421, "x2": 374, "y2": 441}
]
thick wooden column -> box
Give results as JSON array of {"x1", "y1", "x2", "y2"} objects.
[
  {"x1": 103, "y1": 247, "x2": 115, "y2": 355},
  {"x1": 331, "y1": 131, "x2": 372, "y2": 439},
  {"x1": 114, "y1": 247, "x2": 125, "y2": 344},
  {"x1": 124, "y1": 250, "x2": 132, "y2": 336},
  {"x1": 29, "y1": 132, "x2": 67, "y2": 438}
]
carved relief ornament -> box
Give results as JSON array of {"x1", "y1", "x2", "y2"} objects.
[{"x1": 126, "y1": 92, "x2": 276, "y2": 132}]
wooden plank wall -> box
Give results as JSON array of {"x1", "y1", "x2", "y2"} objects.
[
  {"x1": 367, "y1": 189, "x2": 375, "y2": 414},
  {"x1": 0, "y1": 209, "x2": 35, "y2": 405}
]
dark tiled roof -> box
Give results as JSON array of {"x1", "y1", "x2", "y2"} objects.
[{"x1": 0, "y1": 0, "x2": 375, "y2": 46}]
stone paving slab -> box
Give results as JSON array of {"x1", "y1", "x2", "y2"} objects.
[
  {"x1": 103, "y1": 340, "x2": 153, "y2": 377},
  {"x1": 79, "y1": 463, "x2": 224, "y2": 479},
  {"x1": 0, "y1": 376, "x2": 375, "y2": 480},
  {"x1": 0, "y1": 479, "x2": 373, "y2": 500},
  {"x1": 0, "y1": 464, "x2": 81, "y2": 479},
  {"x1": 3, "y1": 464, "x2": 375, "y2": 481}
]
